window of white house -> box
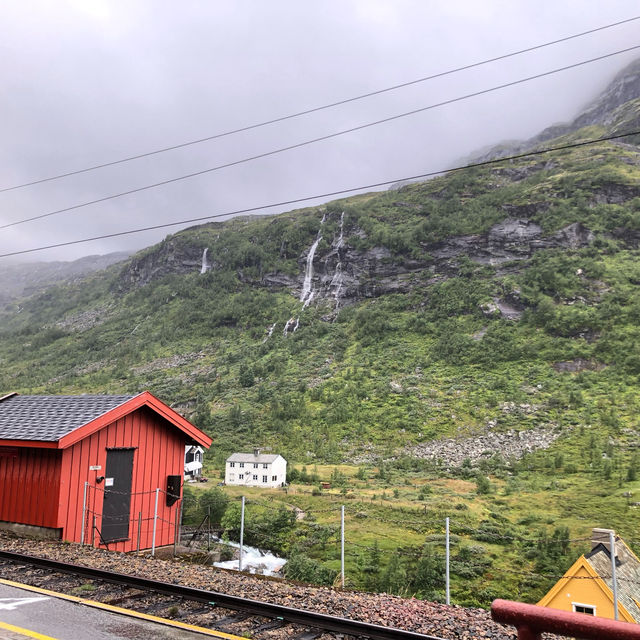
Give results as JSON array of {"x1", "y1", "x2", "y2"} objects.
[
  {"x1": 195, "y1": 452, "x2": 201, "y2": 462},
  {"x1": 229, "y1": 462, "x2": 235, "y2": 467},
  {"x1": 263, "y1": 463, "x2": 268, "y2": 469},
  {"x1": 262, "y1": 475, "x2": 267, "y2": 482},
  {"x1": 239, "y1": 462, "x2": 244, "y2": 468},
  {"x1": 572, "y1": 604, "x2": 595, "y2": 615},
  {"x1": 253, "y1": 474, "x2": 258, "y2": 480},
  {"x1": 229, "y1": 473, "x2": 234, "y2": 480},
  {"x1": 253, "y1": 463, "x2": 258, "y2": 468},
  {"x1": 272, "y1": 475, "x2": 277, "y2": 481},
  {"x1": 239, "y1": 474, "x2": 244, "y2": 479}
]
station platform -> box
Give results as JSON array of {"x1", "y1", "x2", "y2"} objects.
[{"x1": 0, "y1": 578, "x2": 242, "y2": 640}]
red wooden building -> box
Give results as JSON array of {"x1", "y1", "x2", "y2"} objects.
[{"x1": 0, "y1": 391, "x2": 212, "y2": 552}]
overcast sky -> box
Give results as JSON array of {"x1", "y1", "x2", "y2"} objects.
[{"x1": 1, "y1": 0, "x2": 638, "y2": 263}]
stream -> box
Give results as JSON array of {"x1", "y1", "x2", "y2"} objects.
[{"x1": 211, "y1": 537, "x2": 287, "y2": 576}]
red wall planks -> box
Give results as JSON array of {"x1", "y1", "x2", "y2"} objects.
[{"x1": 0, "y1": 448, "x2": 61, "y2": 529}]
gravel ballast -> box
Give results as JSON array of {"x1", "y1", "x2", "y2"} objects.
[{"x1": 0, "y1": 532, "x2": 518, "y2": 639}]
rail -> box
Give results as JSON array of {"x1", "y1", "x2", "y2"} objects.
[
  {"x1": 0, "y1": 549, "x2": 441, "y2": 640},
  {"x1": 491, "y1": 598, "x2": 640, "y2": 639}
]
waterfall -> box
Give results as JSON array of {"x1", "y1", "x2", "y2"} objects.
[
  {"x1": 262, "y1": 323, "x2": 277, "y2": 343},
  {"x1": 330, "y1": 211, "x2": 345, "y2": 308},
  {"x1": 283, "y1": 317, "x2": 296, "y2": 336},
  {"x1": 292, "y1": 317, "x2": 300, "y2": 332},
  {"x1": 200, "y1": 248, "x2": 210, "y2": 274},
  {"x1": 300, "y1": 214, "x2": 325, "y2": 308},
  {"x1": 300, "y1": 237, "x2": 321, "y2": 308},
  {"x1": 335, "y1": 211, "x2": 345, "y2": 249}
]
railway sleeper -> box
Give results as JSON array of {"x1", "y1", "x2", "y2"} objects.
[
  {"x1": 252, "y1": 618, "x2": 288, "y2": 632},
  {"x1": 288, "y1": 632, "x2": 323, "y2": 640},
  {"x1": 208, "y1": 613, "x2": 251, "y2": 629}
]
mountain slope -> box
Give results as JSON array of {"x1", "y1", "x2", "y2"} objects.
[
  {"x1": 0, "y1": 62, "x2": 639, "y2": 473},
  {"x1": 0, "y1": 252, "x2": 130, "y2": 309},
  {"x1": 1, "y1": 127, "x2": 639, "y2": 467}
]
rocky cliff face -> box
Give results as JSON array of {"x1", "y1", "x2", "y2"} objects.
[
  {"x1": 116, "y1": 237, "x2": 206, "y2": 290},
  {"x1": 117, "y1": 208, "x2": 598, "y2": 317},
  {"x1": 260, "y1": 217, "x2": 595, "y2": 312}
]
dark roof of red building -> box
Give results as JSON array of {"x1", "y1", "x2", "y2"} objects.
[
  {"x1": 0, "y1": 394, "x2": 135, "y2": 441},
  {"x1": 0, "y1": 391, "x2": 212, "y2": 449}
]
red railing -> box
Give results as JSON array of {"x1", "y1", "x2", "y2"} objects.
[{"x1": 492, "y1": 599, "x2": 640, "y2": 639}]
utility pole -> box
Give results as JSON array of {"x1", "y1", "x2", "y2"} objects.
[
  {"x1": 239, "y1": 496, "x2": 245, "y2": 571},
  {"x1": 80, "y1": 481, "x2": 88, "y2": 547},
  {"x1": 341, "y1": 505, "x2": 345, "y2": 588},
  {"x1": 610, "y1": 530, "x2": 619, "y2": 620},
  {"x1": 445, "y1": 517, "x2": 450, "y2": 605},
  {"x1": 151, "y1": 487, "x2": 160, "y2": 557}
]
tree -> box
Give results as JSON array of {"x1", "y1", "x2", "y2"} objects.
[
  {"x1": 409, "y1": 544, "x2": 444, "y2": 600},
  {"x1": 238, "y1": 364, "x2": 255, "y2": 388},
  {"x1": 380, "y1": 552, "x2": 407, "y2": 595},
  {"x1": 358, "y1": 540, "x2": 381, "y2": 591},
  {"x1": 475, "y1": 474, "x2": 492, "y2": 495},
  {"x1": 283, "y1": 547, "x2": 337, "y2": 585},
  {"x1": 199, "y1": 487, "x2": 229, "y2": 525}
]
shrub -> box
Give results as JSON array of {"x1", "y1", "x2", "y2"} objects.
[{"x1": 283, "y1": 549, "x2": 338, "y2": 585}]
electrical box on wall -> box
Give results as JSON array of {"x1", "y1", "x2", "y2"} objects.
[{"x1": 166, "y1": 475, "x2": 181, "y2": 506}]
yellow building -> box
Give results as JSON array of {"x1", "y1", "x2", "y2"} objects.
[{"x1": 538, "y1": 528, "x2": 640, "y2": 622}]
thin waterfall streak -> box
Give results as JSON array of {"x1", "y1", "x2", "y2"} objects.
[
  {"x1": 299, "y1": 213, "x2": 326, "y2": 307},
  {"x1": 331, "y1": 211, "x2": 345, "y2": 308},
  {"x1": 263, "y1": 323, "x2": 277, "y2": 343},
  {"x1": 283, "y1": 317, "x2": 295, "y2": 336},
  {"x1": 200, "y1": 247, "x2": 210, "y2": 274}
]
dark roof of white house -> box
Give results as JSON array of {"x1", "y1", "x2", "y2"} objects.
[
  {"x1": 0, "y1": 394, "x2": 135, "y2": 442},
  {"x1": 226, "y1": 452, "x2": 283, "y2": 464}
]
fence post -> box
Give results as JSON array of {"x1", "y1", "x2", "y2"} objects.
[
  {"x1": 445, "y1": 517, "x2": 450, "y2": 605},
  {"x1": 174, "y1": 501, "x2": 182, "y2": 556},
  {"x1": 92, "y1": 515, "x2": 96, "y2": 548},
  {"x1": 207, "y1": 505, "x2": 211, "y2": 552},
  {"x1": 137, "y1": 512, "x2": 142, "y2": 553},
  {"x1": 341, "y1": 505, "x2": 345, "y2": 588},
  {"x1": 151, "y1": 487, "x2": 160, "y2": 557},
  {"x1": 80, "y1": 482, "x2": 88, "y2": 546},
  {"x1": 610, "y1": 530, "x2": 619, "y2": 620},
  {"x1": 177, "y1": 499, "x2": 183, "y2": 545},
  {"x1": 239, "y1": 496, "x2": 245, "y2": 571}
]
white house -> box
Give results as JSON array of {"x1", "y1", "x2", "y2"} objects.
[
  {"x1": 184, "y1": 444, "x2": 204, "y2": 480},
  {"x1": 225, "y1": 448, "x2": 287, "y2": 488}
]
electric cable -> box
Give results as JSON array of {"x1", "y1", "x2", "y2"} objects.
[
  {"x1": 1, "y1": 44, "x2": 639, "y2": 232},
  {"x1": 0, "y1": 127, "x2": 636, "y2": 259},
  {"x1": 1, "y1": 14, "x2": 638, "y2": 194}
]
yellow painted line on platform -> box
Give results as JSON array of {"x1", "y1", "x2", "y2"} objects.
[
  {"x1": 0, "y1": 620, "x2": 58, "y2": 640},
  {"x1": 0, "y1": 578, "x2": 246, "y2": 639}
]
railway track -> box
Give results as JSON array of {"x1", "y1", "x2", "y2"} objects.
[{"x1": 0, "y1": 550, "x2": 443, "y2": 640}]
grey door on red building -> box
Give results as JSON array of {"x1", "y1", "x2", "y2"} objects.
[{"x1": 101, "y1": 448, "x2": 134, "y2": 542}]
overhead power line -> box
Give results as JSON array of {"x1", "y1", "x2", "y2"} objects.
[
  {"x1": 1, "y1": 14, "x2": 638, "y2": 194},
  {"x1": 2, "y1": 44, "x2": 639, "y2": 233},
  {"x1": 1, "y1": 128, "x2": 637, "y2": 259}
]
